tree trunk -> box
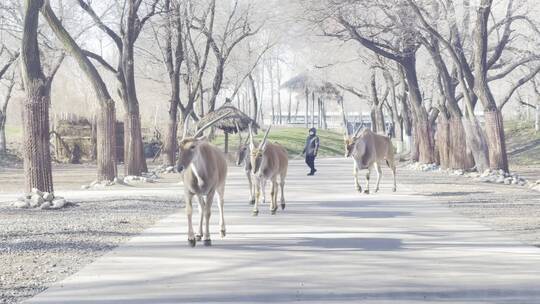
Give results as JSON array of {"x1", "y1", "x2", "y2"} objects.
[
  {"x1": 0, "y1": 113, "x2": 6, "y2": 154},
  {"x1": 462, "y1": 116, "x2": 489, "y2": 172},
  {"x1": 21, "y1": 0, "x2": 54, "y2": 193},
  {"x1": 448, "y1": 117, "x2": 473, "y2": 169},
  {"x1": 121, "y1": 39, "x2": 147, "y2": 175},
  {"x1": 248, "y1": 73, "x2": 258, "y2": 123},
  {"x1": 311, "y1": 92, "x2": 315, "y2": 128},
  {"x1": 436, "y1": 115, "x2": 450, "y2": 169},
  {"x1": 534, "y1": 104, "x2": 540, "y2": 132},
  {"x1": 401, "y1": 56, "x2": 435, "y2": 163},
  {"x1": 208, "y1": 60, "x2": 224, "y2": 112},
  {"x1": 96, "y1": 101, "x2": 117, "y2": 181},
  {"x1": 224, "y1": 132, "x2": 229, "y2": 154},
  {"x1": 484, "y1": 110, "x2": 509, "y2": 172},
  {"x1": 124, "y1": 110, "x2": 147, "y2": 175},
  {"x1": 288, "y1": 90, "x2": 292, "y2": 123},
  {"x1": 21, "y1": 85, "x2": 54, "y2": 193},
  {"x1": 162, "y1": 104, "x2": 178, "y2": 166},
  {"x1": 317, "y1": 97, "x2": 321, "y2": 128},
  {"x1": 276, "y1": 60, "x2": 282, "y2": 125},
  {"x1": 304, "y1": 88, "x2": 309, "y2": 128}
]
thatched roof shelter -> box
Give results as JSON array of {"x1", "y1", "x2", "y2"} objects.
[
  {"x1": 281, "y1": 72, "x2": 342, "y2": 100},
  {"x1": 197, "y1": 98, "x2": 259, "y2": 153},
  {"x1": 280, "y1": 73, "x2": 321, "y2": 92}
]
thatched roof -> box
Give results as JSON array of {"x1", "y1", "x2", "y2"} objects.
[
  {"x1": 281, "y1": 73, "x2": 342, "y2": 100},
  {"x1": 197, "y1": 98, "x2": 259, "y2": 134},
  {"x1": 280, "y1": 73, "x2": 321, "y2": 91}
]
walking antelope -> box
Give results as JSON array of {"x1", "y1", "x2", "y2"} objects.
[
  {"x1": 235, "y1": 129, "x2": 256, "y2": 205},
  {"x1": 176, "y1": 112, "x2": 231, "y2": 247},
  {"x1": 248, "y1": 125, "x2": 288, "y2": 216},
  {"x1": 344, "y1": 127, "x2": 397, "y2": 193}
]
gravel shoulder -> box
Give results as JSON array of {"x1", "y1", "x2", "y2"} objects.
[
  {"x1": 400, "y1": 165, "x2": 540, "y2": 248},
  {"x1": 0, "y1": 171, "x2": 183, "y2": 304}
]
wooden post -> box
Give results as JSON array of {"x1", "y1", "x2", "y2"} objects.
[{"x1": 224, "y1": 132, "x2": 229, "y2": 154}]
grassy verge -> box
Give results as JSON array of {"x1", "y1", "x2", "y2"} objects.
[
  {"x1": 505, "y1": 120, "x2": 540, "y2": 166},
  {"x1": 212, "y1": 127, "x2": 344, "y2": 158},
  {"x1": 4, "y1": 125, "x2": 22, "y2": 141}
]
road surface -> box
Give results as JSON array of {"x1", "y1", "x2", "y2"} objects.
[{"x1": 25, "y1": 158, "x2": 540, "y2": 303}]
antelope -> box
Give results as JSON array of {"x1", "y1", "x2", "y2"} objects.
[
  {"x1": 176, "y1": 112, "x2": 231, "y2": 247},
  {"x1": 235, "y1": 128, "x2": 256, "y2": 205},
  {"x1": 248, "y1": 125, "x2": 288, "y2": 216},
  {"x1": 344, "y1": 127, "x2": 397, "y2": 194}
]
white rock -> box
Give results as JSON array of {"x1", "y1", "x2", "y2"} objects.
[
  {"x1": 504, "y1": 178, "x2": 512, "y2": 185},
  {"x1": 31, "y1": 188, "x2": 43, "y2": 197},
  {"x1": 51, "y1": 199, "x2": 67, "y2": 209},
  {"x1": 40, "y1": 202, "x2": 52, "y2": 210},
  {"x1": 166, "y1": 166, "x2": 174, "y2": 173},
  {"x1": 81, "y1": 185, "x2": 90, "y2": 190},
  {"x1": 13, "y1": 200, "x2": 30, "y2": 208},
  {"x1": 30, "y1": 194, "x2": 44, "y2": 207},
  {"x1": 496, "y1": 176, "x2": 505, "y2": 184},
  {"x1": 42, "y1": 192, "x2": 54, "y2": 202},
  {"x1": 90, "y1": 180, "x2": 99, "y2": 187}
]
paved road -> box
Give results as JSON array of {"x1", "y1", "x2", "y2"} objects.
[{"x1": 26, "y1": 158, "x2": 540, "y2": 303}]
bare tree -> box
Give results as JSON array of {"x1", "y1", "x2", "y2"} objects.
[
  {"x1": 407, "y1": 0, "x2": 540, "y2": 172},
  {"x1": 151, "y1": 0, "x2": 185, "y2": 166},
  {"x1": 311, "y1": 0, "x2": 436, "y2": 163},
  {"x1": 41, "y1": 1, "x2": 118, "y2": 181},
  {"x1": 75, "y1": 0, "x2": 161, "y2": 176},
  {"x1": 0, "y1": 47, "x2": 19, "y2": 154},
  {"x1": 195, "y1": 0, "x2": 263, "y2": 112}
]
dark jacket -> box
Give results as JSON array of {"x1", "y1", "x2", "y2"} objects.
[{"x1": 303, "y1": 128, "x2": 320, "y2": 157}]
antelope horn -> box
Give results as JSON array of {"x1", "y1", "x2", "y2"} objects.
[
  {"x1": 193, "y1": 111, "x2": 231, "y2": 138},
  {"x1": 353, "y1": 124, "x2": 363, "y2": 138},
  {"x1": 258, "y1": 125, "x2": 272, "y2": 150},
  {"x1": 182, "y1": 111, "x2": 191, "y2": 139},
  {"x1": 235, "y1": 122, "x2": 242, "y2": 142},
  {"x1": 248, "y1": 123, "x2": 255, "y2": 150}
]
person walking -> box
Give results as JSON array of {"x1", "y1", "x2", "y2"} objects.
[{"x1": 302, "y1": 127, "x2": 320, "y2": 176}]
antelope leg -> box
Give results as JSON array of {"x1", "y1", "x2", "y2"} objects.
[
  {"x1": 204, "y1": 190, "x2": 215, "y2": 245},
  {"x1": 216, "y1": 185, "x2": 226, "y2": 237},
  {"x1": 185, "y1": 191, "x2": 196, "y2": 247},
  {"x1": 375, "y1": 162, "x2": 383, "y2": 193}
]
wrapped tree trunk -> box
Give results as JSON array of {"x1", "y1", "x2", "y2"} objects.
[
  {"x1": 449, "y1": 118, "x2": 473, "y2": 169},
  {"x1": 21, "y1": 0, "x2": 53, "y2": 193},
  {"x1": 436, "y1": 115, "x2": 450, "y2": 169},
  {"x1": 484, "y1": 110, "x2": 509, "y2": 172},
  {"x1": 96, "y1": 102, "x2": 117, "y2": 181},
  {"x1": 462, "y1": 116, "x2": 489, "y2": 172},
  {"x1": 402, "y1": 57, "x2": 435, "y2": 163}
]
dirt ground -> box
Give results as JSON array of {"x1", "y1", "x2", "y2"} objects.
[{"x1": 400, "y1": 165, "x2": 540, "y2": 248}]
